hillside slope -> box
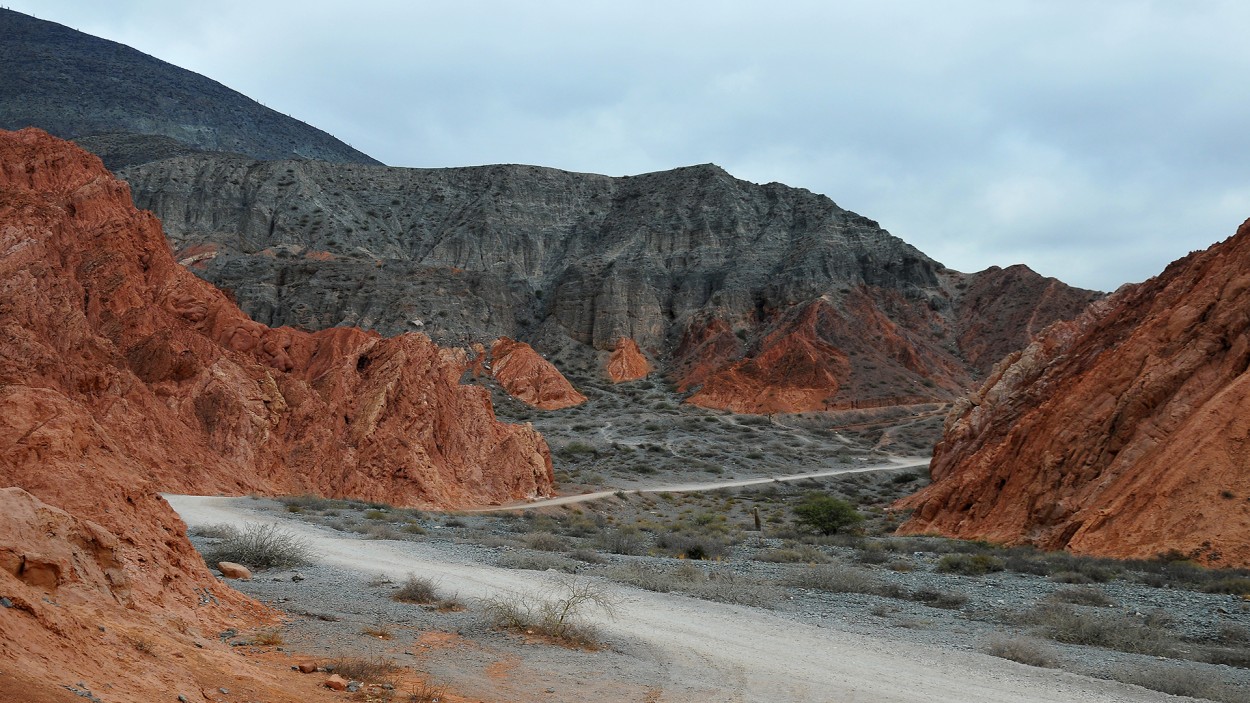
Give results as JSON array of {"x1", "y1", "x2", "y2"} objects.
[
  {"x1": 0, "y1": 128, "x2": 549, "y2": 698},
  {"x1": 0, "y1": 9, "x2": 380, "y2": 169},
  {"x1": 899, "y1": 219, "x2": 1250, "y2": 567}
]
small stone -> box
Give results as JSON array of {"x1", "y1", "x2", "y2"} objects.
[
  {"x1": 217, "y1": 562, "x2": 252, "y2": 580},
  {"x1": 324, "y1": 674, "x2": 348, "y2": 691},
  {"x1": 346, "y1": 683, "x2": 361, "y2": 692},
  {"x1": 291, "y1": 572, "x2": 305, "y2": 582},
  {"x1": 178, "y1": 696, "x2": 190, "y2": 703},
  {"x1": 297, "y1": 661, "x2": 317, "y2": 674},
  {"x1": 0, "y1": 597, "x2": 12, "y2": 608},
  {"x1": 218, "y1": 688, "x2": 229, "y2": 695}
]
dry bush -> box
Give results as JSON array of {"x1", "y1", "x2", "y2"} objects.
[
  {"x1": 392, "y1": 575, "x2": 439, "y2": 604},
  {"x1": 252, "y1": 628, "x2": 283, "y2": 646},
  {"x1": 936, "y1": 553, "x2": 1005, "y2": 576},
  {"x1": 1044, "y1": 586, "x2": 1117, "y2": 607},
  {"x1": 909, "y1": 587, "x2": 968, "y2": 610},
  {"x1": 1024, "y1": 604, "x2": 1175, "y2": 656},
  {"x1": 597, "y1": 526, "x2": 648, "y2": 555},
  {"x1": 483, "y1": 576, "x2": 615, "y2": 648},
  {"x1": 783, "y1": 564, "x2": 907, "y2": 599},
  {"x1": 204, "y1": 522, "x2": 310, "y2": 569},
  {"x1": 1111, "y1": 662, "x2": 1241, "y2": 702},
  {"x1": 325, "y1": 654, "x2": 400, "y2": 683},
  {"x1": 984, "y1": 635, "x2": 1059, "y2": 668},
  {"x1": 522, "y1": 531, "x2": 570, "y2": 552},
  {"x1": 755, "y1": 545, "x2": 830, "y2": 564}
]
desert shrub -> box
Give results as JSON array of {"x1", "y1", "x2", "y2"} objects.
[
  {"x1": 984, "y1": 636, "x2": 1058, "y2": 668},
  {"x1": 252, "y1": 628, "x2": 284, "y2": 646},
  {"x1": 1024, "y1": 604, "x2": 1175, "y2": 655},
  {"x1": 936, "y1": 553, "x2": 1004, "y2": 576},
  {"x1": 325, "y1": 654, "x2": 399, "y2": 683},
  {"x1": 855, "y1": 544, "x2": 890, "y2": 565},
  {"x1": 497, "y1": 552, "x2": 580, "y2": 573},
  {"x1": 276, "y1": 494, "x2": 338, "y2": 511},
  {"x1": 784, "y1": 565, "x2": 905, "y2": 599},
  {"x1": 909, "y1": 587, "x2": 968, "y2": 609},
  {"x1": 568, "y1": 548, "x2": 607, "y2": 564},
  {"x1": 1044, "y1": 586, "x2": 1116, "y2": 607},
  {"x1": 364, "y1": 509, "x2": 389, "y2": 520},
  {"x1": 362, "y1": 524, "x2": 401, "y2": 540},
  {"x1": 1111, "y1": 662, "x2": 1240, "y2": 702},
  {"x1": 204, "y1": 523, "x2": 310, "y2": 569},
  {"x1": 597, "y1": 526, "x2": 647, "y2": 555},
  {"x1": 483, "y1": 576, "x2": 615, "y2": 648},
  {"x1": 681, "y1": 569, "x2": 781, "y2": 608},
  {"x1": 1203, "y1": 576, "x2": 1250, "y2": 595},
  {"x1": 392, "y1": 575, "x2": 439, "y2": 604},
  {"x1": 792, "y1": 493, "x2": 863, "y2": 535},
  {"x1": 1049, "y1": 571, "x2": 1096, "y2": 584},
  {"x1": 654, "y1": 533, "x2": 728, "y2": 560}
]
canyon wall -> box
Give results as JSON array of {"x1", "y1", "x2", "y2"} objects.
[{"x1": 899, "y1": 220, "x2": 1250, "y2": 567}]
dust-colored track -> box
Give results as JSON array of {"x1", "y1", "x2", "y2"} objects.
[{"x1": 167, "y1": 494, "x2": 1183, "y2": 703}]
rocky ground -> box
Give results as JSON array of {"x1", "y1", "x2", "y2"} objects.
[{"x1": 180, "y1": 451, "x2": 1250, "y2": 703}]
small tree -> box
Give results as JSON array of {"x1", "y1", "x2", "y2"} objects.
[{"x1": 793, "y1": 494, "x2": 863, "y2": 535}]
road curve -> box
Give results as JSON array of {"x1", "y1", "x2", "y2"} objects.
[{"x1": 466, "y1": 456, "x2": 932, "y2": 512}]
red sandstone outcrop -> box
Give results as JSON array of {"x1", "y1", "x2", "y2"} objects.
[
  {"x1": 678, "y1": 293, "x2": 968, "y2": 414},
  {"x1": 0, "y1": 128, "x2": 552, "y2": 700},
  {"x1": 487, "y1": 337, "x2": 586, "y2": 410},
  {"x1": 899, "y1": 220, "x2": 1250, "y2": 567},
  {"x1": 605, "y1": 337, "x2": 651, "y2": 383}
]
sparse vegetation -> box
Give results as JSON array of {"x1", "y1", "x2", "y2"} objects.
[
  {"x1": 984, "y1": 635, "x2": 1059, "y2": 668},
  {"x1": 203, "y1": 522, "x2": 310, "y2": 569},
  {"x1": 483, "y1": 576, "x2": 616, "y2": 648},
  {"x1": 392, "y1": 575, "x2": 440, "y2": 604}
]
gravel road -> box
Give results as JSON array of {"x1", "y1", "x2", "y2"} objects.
[{"x1": 168, "y1": 494, "x2": 1196, "y2": 703}]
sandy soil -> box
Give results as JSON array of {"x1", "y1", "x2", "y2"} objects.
[{"x1": 167, "y1": 491, "x2": 1192, "y2": 703}]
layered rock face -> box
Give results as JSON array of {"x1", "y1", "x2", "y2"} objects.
[
  {"x1": 0, "y1": 9, "x2": 379, "y2": 169},
  {"x1": 606, "y1": 337, "x2": 652, "y2": 383},
  {"x1": 899, "y1": 220, "x2": 1250, "y2": 567},
  {"x1": 120, "y1": 155, "x2": 1100, "y2": 413},
  {"x1": 484, "y1": 337, "x2": 587, "y2": 410},
  {"x1": 0, "y1": 128, "x2": 551, "y2": 698}
]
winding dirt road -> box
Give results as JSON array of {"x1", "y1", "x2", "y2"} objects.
[
  {"x1": 470, "y1": 456, "x2": 933, "y2": 511},
  {"x1": 167, "y1": 494, "x2": 1182, "y2": 703}
]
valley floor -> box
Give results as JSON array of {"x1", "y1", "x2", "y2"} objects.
[{"x1": 167, "y1": 463, "x2": 1250, "y2": 703}]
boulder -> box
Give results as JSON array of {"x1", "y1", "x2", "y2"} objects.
[{"x1": 216, "y1": 562, "x2": 251, "y2": 580}]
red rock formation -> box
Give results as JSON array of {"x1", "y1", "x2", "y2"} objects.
[
  {"x1": 0, "y1": 128, "x2": 553, "y2": 700},
  {"x1": 487, "y1": 337, "x2": 586, "y2": 410},
  {"x1": 899, "y1": 220, "x2": 1250, "y2": 567},
  {"x1": 678, "y1": 292, "x2": 968, "y2": 414},
  {"x1": 605, "y1": 337, "x2": 651, "y2": 383}
]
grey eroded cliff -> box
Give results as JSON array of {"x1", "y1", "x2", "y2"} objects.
[{"x1": 121, "y1": 154, "x2": 1101, "y2": 409}]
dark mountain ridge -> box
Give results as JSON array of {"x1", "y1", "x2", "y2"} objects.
[{"x1": 0, "y1": 8, "x2": 380, "y2": 169}]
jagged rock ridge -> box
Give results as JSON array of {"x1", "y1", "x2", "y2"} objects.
[
  {"x1": 0, "y1": 8, "x2": 380, "y2": 169},
  {"x1": 899, "y1": 219, "x2": 1250, "y2": 567},
  {"x1": 0, "y1": 128, "x2": 550, "y2": 698},
  {"x1": 121, "y1": 154, "x2": 1102, "y2": 413}
]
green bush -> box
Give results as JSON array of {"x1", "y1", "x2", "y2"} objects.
[{"x1": 793, "y1": 494, "x2": 863, "y2": 535}]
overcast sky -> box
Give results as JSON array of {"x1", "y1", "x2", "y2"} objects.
[{"x1": 11, "y1": 1, "x2": 1250, "y2": 291}]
